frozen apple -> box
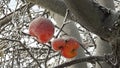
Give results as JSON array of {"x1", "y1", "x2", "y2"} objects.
[
  {"x1": 66, "y1": 37, "x2": 80, "y2": 49},
  {"x1": 61, "y1": 46, "x2": 78, "y2": 58},
  {"x1": 61, "y1": 37, "x2": 80, "y2": 58},
  {"x1": 51, "y1": 38, "x2": 66, "y2": 51},
  {"x1": 29, "y1": 17, "x2": 54, "y2": 43}
]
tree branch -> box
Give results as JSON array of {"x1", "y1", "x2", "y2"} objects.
[
  {"x1": 0, "y1": 3, "x2": 34, "y2": 28},
  {"x1": 0, "y1": 38, "x2": 41, "y2": 68},
  {"x1": 27, "y1": 0, "x2": 67, "y2": 17},
  {"x1": 27, "y1": 0, "x2": 120, "y2": 41},
  {"x1": 64, "y1": 0, "x2": 119, "y2": 41},
  {"x1": 54, "y1": 55, "x2": 111, "y2": 68}
]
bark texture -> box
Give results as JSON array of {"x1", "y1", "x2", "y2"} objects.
[
  {"x1": 95, "y1": 0, "x2": 114, "y2": 68},
  {"x1": 95, "y1": 37, "x2": 112, "y2": 68}
]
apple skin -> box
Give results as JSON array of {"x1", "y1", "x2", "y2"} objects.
[
  {"x1": 61, "y1": 37, "x2": 80, "y2": 58},
  {"x1": 29, "y1": 17, "x2": 54, "y2": 43},
  {"x1": 61, "y1": 45, "x2": 78, "y2": 58},
  {"x1": 51, "y1": 38, "x2": 66, "y2": 51},
  {"x1": 66, "y1": 37, "x2": 80, "y2": 49}
]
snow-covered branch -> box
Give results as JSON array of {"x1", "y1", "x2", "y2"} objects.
[
  {"x1": 64, "y1": 0, "x2": 120, "y2": 41},
  {"x1": 54, "y1": 55, "x2": 111, "y2": 68},
  {"x1": 27, "y1": 0, "x2": 120, "y2": 41}
]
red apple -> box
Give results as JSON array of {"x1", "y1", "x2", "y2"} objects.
[
  {"x1": 66, "y1": 37, "x2": 80, "y2": 49},
  {"x1": 61, "y1": 37, "x2": 80, "y2": 58},
  {"x1": 51, "y1": 38, "x2": 66, "y2": 51},
  {"x1": 61, "y1": 46, "x2": 78, "y2": 58},
  {"x1": 29, "y1": 17, "x2": 54, "y2": 43}
]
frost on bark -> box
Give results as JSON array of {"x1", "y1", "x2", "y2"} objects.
[{"x1": 95, "y1": 0, "x2": 114, "y2": 68}]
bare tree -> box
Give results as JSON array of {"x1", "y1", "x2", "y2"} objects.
[{"x1": 1, "y1": 0, "x2": 120, "y2": 68}]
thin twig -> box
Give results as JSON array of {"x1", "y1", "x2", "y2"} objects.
[
  {"x1": 55, "y1": 9, "x2": 70, "y2": 38},
  {"x1": 0, "y1": 38, "x2": 41, "y2": 68},
  {"x1": 88, "y1": 32, "x2": 97, "y2": 49},
  {"x1": 44, "y1": 46, "x2": 51, "y2": 68},
  {"x1": 20, "y1": 42, "x2": 42, "y2": 68},
  {"x1": 0, "y1": 3, "x2": 34, "y2": 28}
]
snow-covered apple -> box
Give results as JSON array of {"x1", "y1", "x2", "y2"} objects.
[{"x1": 29, "y1": 17, "x2": 54, "y2": 43}]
